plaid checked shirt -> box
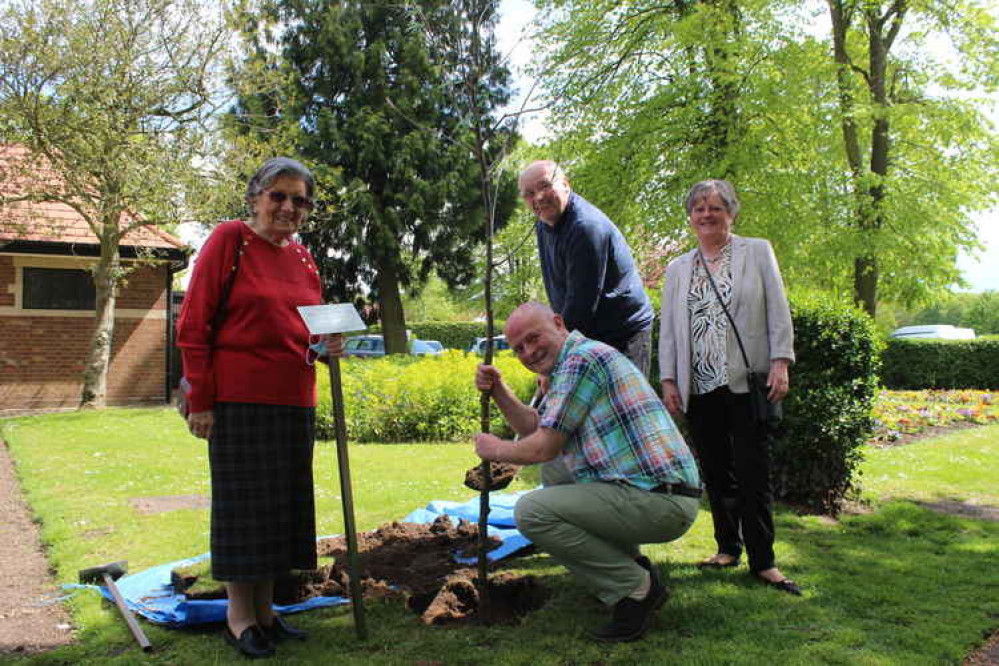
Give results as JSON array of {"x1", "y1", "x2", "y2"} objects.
[{"x1": 539, "y1": 331, "x2": 700, "y2": 490}]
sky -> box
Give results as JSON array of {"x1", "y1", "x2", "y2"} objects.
[{"x1": 494, "y1": 0, "x2": 999, "y2": 293}]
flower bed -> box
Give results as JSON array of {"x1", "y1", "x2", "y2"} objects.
[{"x1": 871, "y1": 390, "x2": 999, "y2": 444}]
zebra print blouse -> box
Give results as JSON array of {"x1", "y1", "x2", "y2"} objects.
[{"x1": 687, "y1": 243, "x2": 733, "y2": 396}]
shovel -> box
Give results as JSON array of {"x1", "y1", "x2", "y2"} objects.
[{"x1": 298, "y1": 304, "x2": 368, "y2": 640}]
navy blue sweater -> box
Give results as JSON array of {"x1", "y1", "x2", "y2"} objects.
[{"x1": 536, "y1": 192, "x2": 653, "y2": 347}]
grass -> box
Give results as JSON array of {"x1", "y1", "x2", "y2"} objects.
[{"x1": 2, "y1": 407, "x2": 998, "y2": 665}]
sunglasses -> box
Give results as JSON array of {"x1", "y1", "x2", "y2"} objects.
[{"x1": 266, "y1": 190, "x2": 314, "y2": 210}]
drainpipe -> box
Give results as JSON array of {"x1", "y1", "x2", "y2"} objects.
[{"x1": 165, "y1": 260, "x2": 174, "y2": 404}]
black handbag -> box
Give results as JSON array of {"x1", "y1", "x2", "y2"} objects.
[
  {"x1": 696, "y1": 249, "x2": 781, "y2": 427},
  {"x1": 176, "y1": 226, "x2": 242, "y2": 419}
]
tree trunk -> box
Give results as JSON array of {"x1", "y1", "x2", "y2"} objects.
[
  {"x1": 854, "y1": 255, "x2": 878, "y2": 316},
  {"x1": 704, "y1": 0, "x2": 743, "y2": 179},
  {"x1": 375, "y1": 258, "x2": 408, "y2": 354},
  {"x1": 79, "y1": 234, "x2": 120, "y2": 409},
  {"x1": 827, "y1": 0, "x2": 903, "y2": 319}
]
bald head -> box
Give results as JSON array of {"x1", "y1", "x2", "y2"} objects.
[
  {"x1": 518, "y1": 160, "x2": 572, "y2": 225},
  {"x1": 505, "y1": 302, "x2": 568, "y2": 375}
]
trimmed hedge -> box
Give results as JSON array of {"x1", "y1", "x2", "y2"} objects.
[
  {"x1": 315, "y1": 350, "x2": 535, "y2": 443},
  {"x1": 881, "y1": 338, "x2": 999, "y2": 390},
  {"x1": 775, "y1": 295, "x2": 881, "y2": 513}
]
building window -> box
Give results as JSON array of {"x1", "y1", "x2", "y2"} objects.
[{"x1": 22, "y1": 267, "x2": 96, "y2": 310}]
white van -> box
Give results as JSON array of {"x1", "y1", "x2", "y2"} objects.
[{"x1": 889, "y1": 324, "x2": 976, "y2": 340}]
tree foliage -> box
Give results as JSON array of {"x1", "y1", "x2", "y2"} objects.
[
  {"x1": 532, "y1": 0, "x2": 999, "y2": 314},
  {"x1": 226, "y1": 0, "x2": 515, "y2": 353},
  {"x1": 0, "y1": 0, "x2": 228, "y2": 407}
]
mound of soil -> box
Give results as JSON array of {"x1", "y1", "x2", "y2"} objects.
[{"x1": 174, "y1": 514, "x2": 547, "y2": 625}]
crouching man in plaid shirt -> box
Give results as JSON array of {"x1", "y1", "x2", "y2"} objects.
[{"x1": 474, "y1": 302, "x2": 701, "y2": 643}]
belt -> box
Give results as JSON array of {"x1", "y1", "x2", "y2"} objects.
[{"x1": 650, "y1": 483, "x2": 703, "y2": 499}]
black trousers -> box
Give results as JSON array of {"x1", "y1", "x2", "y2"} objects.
[{"x1": 687, "y1": 386, "x2": 778, "y2": 572}]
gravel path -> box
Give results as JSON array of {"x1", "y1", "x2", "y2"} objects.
[{"x1": 0, "y1": 439, "x2": 73, "y2": 654}]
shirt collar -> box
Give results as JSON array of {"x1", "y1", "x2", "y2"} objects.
[{"x1": 552, "y1": 329, "x2": 585, "y2": 374}]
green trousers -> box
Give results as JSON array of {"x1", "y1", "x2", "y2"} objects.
[{"x1": 514, "y1": 482, "x2": 699, "y2": 605}]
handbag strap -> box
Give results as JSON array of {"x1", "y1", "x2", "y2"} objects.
[
  {"x1": 207, "y1": 223, "x2": 243, "y2": 345},
  {"x1": 696, "y1": 247, "x2": 754, "y2": 376}
]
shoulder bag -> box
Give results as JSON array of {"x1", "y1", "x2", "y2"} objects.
[
  {"x1": 176, "y1": 225, "x2": 242, "y2": 419},
  {"x1": 696, "y1": 248, "x2": 781, "y2": 427}
]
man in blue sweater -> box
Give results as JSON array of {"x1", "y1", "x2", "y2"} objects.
[{"x1": 519, "y1": 160, "x2": 654, "y2": 376}]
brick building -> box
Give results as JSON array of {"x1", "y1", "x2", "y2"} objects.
[{"x1": 0, "y1": 145, "x2": 189, "y2": 414}]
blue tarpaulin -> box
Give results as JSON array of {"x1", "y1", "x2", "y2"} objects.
[{"x1": 85, "y1": 492, "x2": 531, "y2": 627}]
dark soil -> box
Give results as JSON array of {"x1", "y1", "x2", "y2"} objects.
[
  {"x1": 464, "y1": 462, "x2": 520, "y2": 492},
  {"x1": 175, "y1": 514, "x2": 547, "y2": 625}
]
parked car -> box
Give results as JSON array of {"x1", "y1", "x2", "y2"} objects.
[
  {"x1": 412, "y1": 339, "x2": 444, "y2": 356},
  {"x1": 342, "y1": 335, "x2": 444, "y2": 358},
  {"x1": 889, "y1": 324, "x2": 976, "y2": 340},
  {"x1": 343, "y1": 334, "x2": 385, "y2": 358},
  {"x1": 468, "y1": 335, "x2": 510, "y2": 354}
]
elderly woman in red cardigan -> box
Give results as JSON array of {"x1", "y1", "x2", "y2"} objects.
[{"x1": 177, "y1": 157, "x2": 343, "y2": 658}]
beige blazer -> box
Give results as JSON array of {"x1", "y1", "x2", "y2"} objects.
[{"x1": 658, "y1": 234, "x2": 794, "y2": 412}]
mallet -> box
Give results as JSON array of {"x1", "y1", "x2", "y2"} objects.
[
  {"x1": 297, "y1": 303, "x2": 368, "y2": 640},
  {"x1": 79, "y1": 560, "x2": 151, "y2": 652}
]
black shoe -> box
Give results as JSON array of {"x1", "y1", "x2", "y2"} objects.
[
  {"x1": 262, "y1": 615, "x2": 308, "y2": 642},
  {"x1": 589, "y1": 573, "x2": 671, "y2": 643},
  {"x1": 634, "y1": 556, "x2": 670, "y2": 610},
  {"x1": 753, "y1": 573, "x2": 803, "y2": 596},
  {"x1": 697, "y1": 554, "x2": 740, "y2": 568},
  {"x1": 223, "y1": 624, "x2": 275, "y2": 659}
]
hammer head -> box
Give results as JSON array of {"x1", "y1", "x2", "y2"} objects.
[{"x1": 79, "y1": 560, "x2": 128, "y2": 584}]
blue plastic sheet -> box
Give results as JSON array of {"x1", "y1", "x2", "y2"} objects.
[{"x1": 83, "y1": 492, "x2": 532, "y2": 627}]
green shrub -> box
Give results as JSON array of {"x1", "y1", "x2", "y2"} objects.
[
  {"x1": 327, "y1": 297, "x2": 880, "y2": 513},
  {"x1": 366, "y1": 321, "x2": 505, "y2": 351},
  {"x1": 774, "y1": 294, "x2": 881, "y2": 513},
  {"x1": 314, "y1": 350, "x2": 536, "y2": 442},
  {"x1": 881, "y1": 338, "x2": 999, "y2": 390}
]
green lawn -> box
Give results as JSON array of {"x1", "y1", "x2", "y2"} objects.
[{"x1": 2, "y1": 409, "x2": 997, "y2": 665}]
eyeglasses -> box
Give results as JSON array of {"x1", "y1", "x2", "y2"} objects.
[
  {"x1": 520, "y1": 180, "x2": 555, "y2": 200},
  {"x1": 266, "y1": 190, "x2": 314, "y2": 211}
]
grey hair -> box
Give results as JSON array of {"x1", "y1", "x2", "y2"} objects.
[
  {"x1": 245, "y1": 157, "x2": 315, "y2": 203},
  {"x1": 684, "y1": 179, "x2": 740, "y2": 218}
]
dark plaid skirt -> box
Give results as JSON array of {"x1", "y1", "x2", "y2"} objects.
[{"x1": 209, "y1": 402, "x2": 317, "y2": 581}]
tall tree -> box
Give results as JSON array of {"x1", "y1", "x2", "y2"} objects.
[
  {"x1": 239, "y1": 0, "x2": 512, "y2": 353},
  {"x1": 0, "y1": 0, "x2": 228, "y2": 408},
  {"x1": 532, "y1": 0, "x2": 999, "y2": 314},
  {"x1": 826, "y1": 0, "x2": 999, "y2": 316}
]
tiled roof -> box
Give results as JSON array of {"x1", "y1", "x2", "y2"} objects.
[{"x1": 0, "y1": 144, "x2": 186, "y2": 251}]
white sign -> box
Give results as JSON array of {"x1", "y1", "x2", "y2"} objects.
[{"x1": 297, "y1": 304, "x2": 367, "y2": 335}]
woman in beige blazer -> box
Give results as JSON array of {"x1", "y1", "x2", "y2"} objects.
[{"x1": 659, "y1": 179, "x2": 800, "y2": 595}]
